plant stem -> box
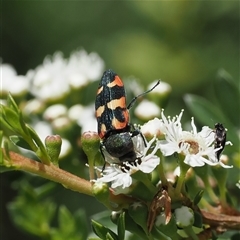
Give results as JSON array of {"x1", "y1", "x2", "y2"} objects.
[
  {"x1": 157, "y1": 155, "x2": 168, "y2": 186},
  {"x1": 2, "y1": 149, "x2": 93, "y2": 196},
  {"x1": 183, "y1": 226, "x2": 198, "y2": 240},
  {"x1": 175, "y1": 156, "x2": 190, "y2": 196}
]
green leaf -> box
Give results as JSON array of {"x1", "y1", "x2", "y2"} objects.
[
  {"x1": 117, "y1": 212, "x2": 125, "y2": 240},
  {"x1": 184, "y1": 94, "x2": 239, "y2": 150},
  {"x1": 1, "y1": 106, "x2": 23, "y2": 133},
  {"x1": 193, "y1": 190, "x2": 204, "y2": 205},
  {"x1": 26, "y1": 125, "x2": 51, "y2": 164},
  {"x1": 154, "y1": 217, "x2": 180, "y2": 240},
  {"x1": 184, "y1": 94, "x2": 226, "y2": 126},
  {"x1": 215, "y1": 69, "x2": 240, "y2": 127},
  {"x1": 193, "y1": 211, "x2": 202, "y2": 228},
  {"x1": 10, "y1": 135, "x2": 33, "y2": 150},
  {"x1": 7, "y1": 93, "x2": 20, "y2": 113},
  {"x1": 128, "y1": 203, "x2": 148, "y2": 234},
  {"x1": 0, "y1": 131, "x2": 3, "y2": 145},
  {"x1": 91, "y1": 219, "x2": 118, "y2": 240},
  {"x1": 58, "y1": 206, "x2": 76, "y2": 235},
  {"x1": 106, "y1": 232, "x2": 115, "y2": 240},
  {"x1": 74, "y1": 209, "x2": 89, "y2": 240},
  {"x1": 49, "y1": 206, "x2": 88, "y2": 240},
  {"x1": 124, "y1": 210, "x2": 147, "y2": 239},
  {"x1": 8, "y1": 193, "x2": 56, "y2": 238}
]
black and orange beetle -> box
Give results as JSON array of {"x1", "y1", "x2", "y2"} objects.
[
  {"x1": 214, "y1": 123, "x2": 227, "y2": 160},
  {"x1": 95, "y1": 69, "x2": 160, "y2": 166}
]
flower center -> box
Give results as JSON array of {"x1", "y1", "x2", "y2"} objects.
[
  {"x1": 179, "y1": 140, "x2": 199, "y2": 154},
  {"x1": 186, "y1": 140, "x2": 199, "y2": 154}
]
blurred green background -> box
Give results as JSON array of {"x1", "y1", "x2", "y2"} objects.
[{"x1": 1, "y1": 1, "x2": 239, "y2": 240}]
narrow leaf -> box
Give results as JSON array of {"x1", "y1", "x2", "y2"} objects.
[
  {"x1": 10, "y1": 135, "x2": 33, "y2": 150},
  {"x1": 7, "y1": 93, "x2": 20, "y2": 113},
  {"x1": 26, "y1": 125, "x2": 45, "y2": 150},
  {"x1": 1, "y1": 106, "x2": 23, "y2": 132},
  {"x1": 193, "y1": 190, "x2": 204, "y2": 205},
  {"x1": 91, "y1": 219, "x2": 118, "y2": 240},
  {"x1": 26, "y1": 125, "x2": 51, "y2": 164},
  {"x1": 193, "y1": 211, "x2": 202, "y2": 228},
  {"x1": 117, "y1": 212, "x2": 125, "y2": 240},
  {"x1": 106, "y1": 232, "x2": 116, "y2": 240},
  {"x1": 184, "y1": 94, "x2": 226, "y2": 127},
  {"x1": 215, "y1": 69, "x2": 240, "y2": 127}
]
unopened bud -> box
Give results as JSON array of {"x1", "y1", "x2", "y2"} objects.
[
  {"x1": 174, "y1": 206, "x2": 194, "y2": 228},
  {"x1": 81, "y1": 131, "x2": 100, "y2": 162},
  {"x1": 92, "y1": 181, "x2": 110, "y2": 205},
  {"x1": 45, "y1": 135, "x2": 62, "y2": 165}
]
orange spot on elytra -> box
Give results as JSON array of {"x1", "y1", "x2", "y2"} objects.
[{"x1": 107, "y1": 76, "x2": 124, "y2": 87}]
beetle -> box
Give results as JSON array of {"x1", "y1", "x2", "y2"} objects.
[
  {"x1": 214, "y1": 123, "x2": 227, "y2": 160},
  {"x1": 95, "y1": 69, "x2": 159, "y2": 167}
]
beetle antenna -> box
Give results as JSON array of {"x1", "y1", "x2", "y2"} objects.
[{"x1": 127, "y1": 80, "x2": 160, "y2": 110}]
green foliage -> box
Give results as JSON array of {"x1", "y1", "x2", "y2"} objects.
[
  {"x1": 50, "y1": 207, "x2": 88, "y2": 240},
  {"x1": 184, "y1": 70, "x2": 240, "y2": 153},
  {"x1": 153, "y1": 217, "x2": 180, "y2": 240},
  {"x1": 1, "y1": 2, "x2": 240, "y2": 238},
  {"x1": 7, "y1": 181, "x2": 89, "y2": 240},
  {"x1": 91, "y1": 219, "x2": 118, "y2": 240},
  {"x1": 214, "y1": 69, "x2": 240, "y2": 128},
  {"x1": 193, "y1": 190, "x2": 204, "y2": 205},
  {"x1": 0, "y1": 93, "x2": 57, "y2": 165}
]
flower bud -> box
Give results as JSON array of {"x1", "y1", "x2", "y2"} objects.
[
  {"x1": 92, "y1": 182, "x2": 110, "y2": 206},
  {"x1": 81, "y1": 131, "x2": 100, "y2": 162},
  {"x1": 45, "y1": 135, "x2": 62, "y2": 165},
  {"x1": 110, "y1": 211, "x2": 121, "y2": 224},
  {"x1": 81, "y1": 131, "x2": 101, "y2": 181},
  {"x1": 174, "y1": 206, "x2": 194, "y2": 228}
]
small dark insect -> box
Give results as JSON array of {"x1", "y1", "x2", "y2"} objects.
[{"x1": 214, "y1": 123, "x2": 226, "y2": 160}]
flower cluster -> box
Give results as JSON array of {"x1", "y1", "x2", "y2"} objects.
[
  {"x1": 1, "y1": 50, "x2": 105, "y2": 160},
  {"x1": 157, "y1": 110, "x2": 232, "y2": 168},
  {"x1": 94, "y1": 110, "x2": 232, "y2": 193},
  {"x1": 27, "y1": 50, "x2": 104, "y2": 101}
]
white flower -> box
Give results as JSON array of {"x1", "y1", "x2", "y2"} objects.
[
  {"x1": 158, "y1": 110, "x2": 232, "y2": 168},
  {"x1": 43, "y1": 104, "x2": 67, "y2": 121},
  {"x1": 68, "y1": 104, "x2": 85, "y2": 122},
  {"x1": 147, "y1": 80, "x2": 171, "y2": 95},
  {"x1": 28, "y1": 52, "x2": 70, "y2": 101},
  {"x1": 76, "y1": 104, "x2": 96, "y2": 133},
  {"x1": 28, "y1": 49, "x2": 104, "y2": 101},
  {"x1": 59, "y1": 138, "x2": 72, "y2": 158},
  {"x1": 1, "y1": 63, "x2": 29, "y2": 96},
  {"x1": 95, "y1": 136, "x2": 160, "y2": 192},
  {"x1": 134, "y1": 100, "x2": 161, "y2": 120},
  {"x1": 22, "y1": 99, "x2": 45, "y2": 115},
  {"x1": 141, "y1": 118, "x2": 163, "y2": 137},
  {"x1": 67, "y1": 50, "x2": 104, "y2": 88}
]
